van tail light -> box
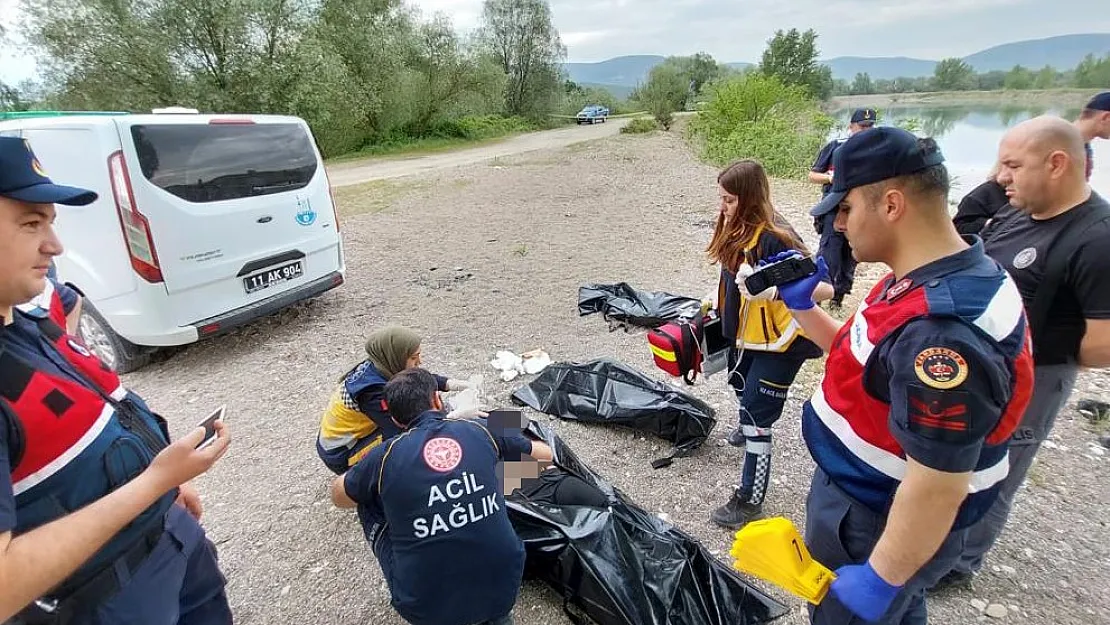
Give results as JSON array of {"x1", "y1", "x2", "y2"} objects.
[{"x1": 108, "y1": 151, "x2": 163, "y2": 283}]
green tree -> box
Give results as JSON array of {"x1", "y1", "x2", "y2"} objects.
[
  {"x1": 1074, "y1": 53, "x2": 1110, "y2": 88},
  {"x1": 404, "y1": 15, "x2": 506, "y2": 133},
  {"x1": 316, "y1": 0, "x2": 419, "y2": 137},
  {"x1": 1004, "y1": 65, "x2": 1034, "y2": 90},
  {"x1": 478, "y1": 0, "x2": 566, "y2": 119},
  {"x1": 932, "y1": 58, "x2": 976, "y2": 91},
  {"x1": 690, "y1": 72, "x2": 833, "y2": 177},
  {"x1": 976, "y1": 70, "x2": 1006, "y2": 91},
  {"x1": 22, "y1": 0, "x2": 184, "y2": 110},
  {"x1": 758, "y1": 28, "x2": 833, "y2": 100},
  {"x1": 632, "y1": 62, "x2": 687, "y2": 129},
  {"x1": 850, "y1": 72, "x2": 873, "y2": 95},
  {"x1": 1033, "y1": 65, "x2": 1057, "y2": 89},
  {"x1": 662, "y1": 52, "x2": 725, "y2": 104}
]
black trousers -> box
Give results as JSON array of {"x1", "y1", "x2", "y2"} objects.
[{"x1": 816, "y1": 211, "x2": 857, "y2": 299}]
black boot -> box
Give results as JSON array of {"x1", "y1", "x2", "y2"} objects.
[
  {"x1": 930, "y1": 569, "x2": 975, "y2": 593},
  {"x1": 828, "y1": 294, "x2": 844, "y2": 311},
  {"x1": 710, "y1": 491, "x2": 763, "y2": 530}
]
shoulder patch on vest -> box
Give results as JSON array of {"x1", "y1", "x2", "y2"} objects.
[
  {"x1": 913, "y1": 347, "x2": 968, "y2": 390},
  {"x1": 423, "y1": 437, "x2": 463, "y2": 472}
]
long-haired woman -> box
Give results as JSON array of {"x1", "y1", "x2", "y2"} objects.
[{"x1": 705, "y1": 159, "x2": 834, "y2": 529}]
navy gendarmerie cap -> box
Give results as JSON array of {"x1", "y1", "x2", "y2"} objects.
[
  {"x1": 810, "y1": 126, "x2": 945, "y2": 217},
  {"x1": 1086, "y1": 92, "x2": 1110, "y2": 112},
  {"x1": 0, "y1": 136, "x2": 98, "y2": 206},
  {"x1": 850, "y1": 108, "x2": 878, "y2": 126}
]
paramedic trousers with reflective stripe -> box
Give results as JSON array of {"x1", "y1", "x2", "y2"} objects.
[
  {"x1": 317, "y1": 433, "x2": 382, "y2": 475},
  {"x1": 817, "y1": 211, "x2": 857, "y2": 299},
  {"x1": 950, "y1": 363, "x2": 1078, "y2": 576},
  {"x1": 14, "y1": 505, "x2": 233, "y2": 625},
  {"x1": 805, "y1": 468, "x2": 967, "y2": 625},
  {"x1": 728, "y1": 348, "x2": 807, "y2": 505}
]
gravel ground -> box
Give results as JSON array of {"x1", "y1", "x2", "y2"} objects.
[{"x1": 122, "y1": 126, "x2": 1110, "y2": 625}]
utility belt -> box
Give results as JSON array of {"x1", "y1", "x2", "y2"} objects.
[{"x1": 7, "y1": 525, "x2": 164, "y2": 625}]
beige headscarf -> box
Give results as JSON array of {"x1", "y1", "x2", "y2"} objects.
[{"x1": 364, "y1": 325, "x2": 422, "y2": 379}]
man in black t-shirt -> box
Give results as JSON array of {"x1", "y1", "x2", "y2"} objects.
[
  {"x1": 935, "y1": 115, "x2": 1110, "y2": 590},
  {"x1": 808, "y1": 108, "x2": 876, "y2": 309}
]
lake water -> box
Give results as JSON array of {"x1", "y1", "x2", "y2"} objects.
[{"x1": 829, "y1": 104, "x2": 1110, "y2": 203}]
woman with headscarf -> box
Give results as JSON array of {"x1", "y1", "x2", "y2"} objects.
[{"x1": 316, "y1": 325, "x2": 477, "y2": 474}]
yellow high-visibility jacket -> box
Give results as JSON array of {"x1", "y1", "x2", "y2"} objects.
[{"x1": 716, "y1": 225, "x2": 816, "y2": 354}]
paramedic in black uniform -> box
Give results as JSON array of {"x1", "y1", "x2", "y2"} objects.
[
  {"x1": 331, "y1": 368, "x2": 553, "y2": 625},
  {"x1": 808, "y1": 108, "x2": 876, "y2": 309}
]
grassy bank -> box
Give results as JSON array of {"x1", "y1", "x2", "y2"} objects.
[{"x1": 831, "y1": 88, "x2": 1099, "y2": 110}]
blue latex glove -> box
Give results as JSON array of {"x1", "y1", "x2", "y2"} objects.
[
  {"x1": 755, "y1": 251, "x2": 829, "y2": 311},
  {"x1": 829, "y1": 561, "x2": 903, "y2": 623}
]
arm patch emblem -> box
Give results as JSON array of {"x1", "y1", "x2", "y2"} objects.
[
  {"x1": 913, "y1": 347, "x2": 968, "y2": 390},
  {"x1": 907, "y1": 385, "x2": 972, "y2": 444}
]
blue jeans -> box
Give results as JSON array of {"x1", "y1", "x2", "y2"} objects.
[{"x1": 805, "y1": 468, "x2": 967, "y2": 625}]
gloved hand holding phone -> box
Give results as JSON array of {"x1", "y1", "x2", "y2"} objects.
[{"x1": 756, "y1": 251, "x2": 829, "y2": 311}]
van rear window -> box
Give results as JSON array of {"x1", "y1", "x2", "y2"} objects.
[{"x1": 130, "y1": 123, "x2": 318, "y2": 203}]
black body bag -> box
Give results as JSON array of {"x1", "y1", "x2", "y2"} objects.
[
  {"x1": 577, "y1": 282, "x2": 702, "y2": 330},
  {"x1": 506, "y1": 420, "x2": 789, "y2": 625},
  {"x1": 510, "y1": 359, "x2": 716, "y2": 467}
]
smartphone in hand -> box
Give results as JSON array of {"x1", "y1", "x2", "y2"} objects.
[
  {"x1": 745, "y1": 255, "x2": 818, "y2": 295},
  {"x1": 196, "y1": 405, "x2": 226, "y2": 450}
]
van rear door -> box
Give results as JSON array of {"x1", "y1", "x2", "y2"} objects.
[{"x1": 115, "y1": 115, "x2": 342, "y2": 326}]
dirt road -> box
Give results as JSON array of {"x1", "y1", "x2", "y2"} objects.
[
  {"x1": 124, "y1": 128, "x2": 1109, "y2": 625},
  {"x1": 325, "y1": 117, "x2": 632, "y2": 187}
]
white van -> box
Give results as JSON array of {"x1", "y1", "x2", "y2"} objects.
[{"x1": 0, "y1": 110, "x2": 346, "y2": 372}]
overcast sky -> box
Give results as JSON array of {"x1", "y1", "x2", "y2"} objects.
[{"x1": 2, "y1": 0, "x2": 1108, "y2": 83}]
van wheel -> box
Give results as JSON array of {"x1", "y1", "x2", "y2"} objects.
[{"x1": 77, "y1": 305, "x2": 152, "y2": 374}]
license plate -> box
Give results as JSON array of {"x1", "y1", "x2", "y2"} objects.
[{"x1": 243, "y1": 260, "x2": 303, "y2": 294}]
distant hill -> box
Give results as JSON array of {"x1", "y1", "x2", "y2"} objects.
[
  {"x1": 962, "y1": 33, "x2": 1110, "y2": 72},
  {"x1": 725, "y1": 62, "x2": 755, "y2": 72},
  {"x1": 565, "y1": 33, "x2": 1110, "y2": 95},
  {"x1": 564, "y1": 55, "x2": 664, "y2": 87},
  {"x1": 821, "y1": 56, "x2": 937, "y2": 80},
  {"x1": 580, "y1": 82, "x2": 635, "y2": 100}
]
